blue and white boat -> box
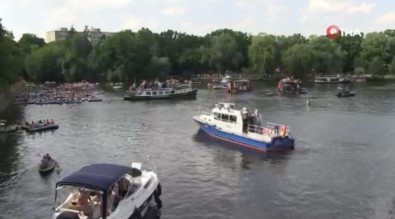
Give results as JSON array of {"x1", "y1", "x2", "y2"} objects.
[
  {"x1": 53, "y1": 163, "x2": 162, "y2": 219},
  {"x1": 193, "y1": 103, "x2": 295, "y2": 152}
]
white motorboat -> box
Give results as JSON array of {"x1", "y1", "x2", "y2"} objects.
[{"x1": 53, "y1": 163, "x2": 162, "y2": 219}]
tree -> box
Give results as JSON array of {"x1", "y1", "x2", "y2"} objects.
[
  {"x1": 368, "y1": 56, "x2": 385, "y2": 76},
  {"x1": 282, "y1": 44, "x2": 314, "y2": 79},
  {"x1": 200, "y1": 33, "x2": 243, "y2": 73},
  {"x1": 18, "y1": 33, "x2": 45, "y2": 55},
  {"x1": 308, "y1": 36, "x2": 345, "y2": 75},
  {"x1": 24, "y1": 42, "x2": 65, "y2": 82},
  {"x1": 389, "y1": 57, "x2": 395, "y2": 75},
  {"x1": 0, "y1": 18, "x2": 23, "y2": 89},
  {"x1": 248, "y1": 35, "x2": 278, "y2": 77}
]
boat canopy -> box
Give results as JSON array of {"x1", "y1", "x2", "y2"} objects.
[{"x1": 56, "y1": 163, "x2": 132, "y2": 191}]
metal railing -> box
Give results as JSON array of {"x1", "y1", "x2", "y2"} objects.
[{"x1": 248, "y1": 123, "x2": 290, "y2": 137}]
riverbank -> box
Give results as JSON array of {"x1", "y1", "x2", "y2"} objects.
[{"x1": 0, "y1": 82, "x2": 25, "y2": 112}]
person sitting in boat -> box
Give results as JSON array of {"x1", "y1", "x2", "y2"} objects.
[
  {"x1": 72, "y1": 189, "x2": 94, "y2": 216},
  {"x1": 41, "y1": 154, "x2": 51, "y2": 168}
]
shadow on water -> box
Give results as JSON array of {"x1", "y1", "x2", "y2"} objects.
[
  {"x1": 192, "y1": 129, "x2": 292, "y2": 169},
  {"x1": 0, "y1": 104, "x2": 24, "y2": 192}
]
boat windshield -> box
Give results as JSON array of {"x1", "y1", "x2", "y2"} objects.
[{"x1": 54, "y1": 185, "x2": 103, "y2": 218}]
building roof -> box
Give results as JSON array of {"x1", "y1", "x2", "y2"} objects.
[{"x1": 56, "y1": 163, "x2": 131, "y2": 191}]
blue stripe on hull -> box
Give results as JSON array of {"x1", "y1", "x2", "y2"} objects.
[{"x1": 195, "y1": 120, "x2": 294, "y2": 152}]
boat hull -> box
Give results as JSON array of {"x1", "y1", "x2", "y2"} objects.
[
  {"x1": 335, "y1": 93, "x2": 355, "y2": 97},
  {"x1": 194, "y1": 120, "x2": 294, "y2": 152},
  {"x1": 22, "y1": 124, "x2": 59, "y2": 133},
  {"x1": 39, "y1": 161, "x2": 57, "y2": 175},
  {"x1": 124, "y1": 89, "x2": 197, "y2": 101},
  {"x1": 314, "y1": 80, "x2": 351, "y2": 84}
]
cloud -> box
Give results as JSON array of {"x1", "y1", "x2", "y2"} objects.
[
  {"x1": 375, "y1": 11, "x2": 395, "y2": 24},
  {"x1": 267, "y1": 5, "x2": 290, "y2": 17},
  {"x1": 300, "y1": 0, "x2": 376, "y2": 22},
  {"x1": 123, "y1": 16, "x2": 159, "y2": 30},
  {"x1": 161, "y1": 7, "x2": 186, "y2": 16}
]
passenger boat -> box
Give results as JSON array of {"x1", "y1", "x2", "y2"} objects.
[
  {"x1": 227, "y1": 79, "x2": 252, "y2": 93},
  {"x1": 278, "y1": 77, "x2": 307, "y2": 95},
  {"x1": 193, "y1": 103, "x2": 295, "y2": 152},
  {"x1": 0, "y1": 120, "x2": 18, "y2": 133},
  {"x1": 124, "y1": 84, "x2": 197, "y2": 101},
  {"x1": 315, "y1": 75, "x2": 351, "y2": 84},
  {"x1": 53, "y1": 163, "x2": 162, "y2": 219},
  {"x1": 22, "y1": 120, "x2": 59, "y2": 133}
]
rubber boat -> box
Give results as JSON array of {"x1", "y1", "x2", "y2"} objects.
[
  {"x1": 39, "y1": 159, "x2": 58, "y2": 175},
  {"x1": 335, "y1": 91, "x2": 355, "y2": 97},
  {"x1": 53, "y1": 163, "x2": 162, "y2": 219},
  {"x1": 193, "y1": 102, "x2": 295, "y2": 152},
  {"x1": 22, "y1": 120, "x2": 59, "y2": 133}
]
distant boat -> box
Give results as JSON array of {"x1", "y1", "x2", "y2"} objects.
[
  {"x1": 278, "y1": 78, "x2": 307, "y2": 95},
  {"x1": 193, "y1": 102, "x2": 295, "y2": 152},
  {"x1": 315, "y1": 75, "x2": 351, "y2": 84},
  {"x1": 124, "y1": 84, "x2": 197, "y2": 101},
  {"x1": 335, "y1": 90, "x2": 356, "y2": 97},
  {"x1": 39, "y1": 158, "x2": 58, "y2": 175},
  {"x1": 22, "y1": 121, "x2": 59, "y2": 133},
  {"x1": 0, "y1": 120, "x2": 18, "y2": 133},
  {"x1": 227, "y1": 79, "x2": 252, "y2": 94}
]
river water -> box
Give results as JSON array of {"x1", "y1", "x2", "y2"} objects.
[{"x1": 1, "y1": 82, "x2": 395, "y2": 219}]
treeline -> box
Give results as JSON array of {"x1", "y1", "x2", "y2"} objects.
[{"x1": 1, "y1": 18, "x2": 395, "y2": 89}]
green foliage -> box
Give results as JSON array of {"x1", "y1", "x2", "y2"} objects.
[
  {"x1": 389, "y1": 57, "x2": 395, "y2": 75},
  {"x1": 0, "y1": 19, "x2": 23, "y2": 90},
  {"x1": 368, "y1": 56, "x2": 385, "y2": 76},
  {"x1": 2, "y1": 17, "x2": 395, "y2": 90},
  {"x1": 354, "y1": 67, "x2": 365, "y2": 75}
]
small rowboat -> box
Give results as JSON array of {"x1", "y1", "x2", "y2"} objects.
[
  {"x1": 22, "y1": 123, "x2": 59, "y2": 133},
  {"x1": 39, "y1": 159, "x2": 58, "y2": 175}
]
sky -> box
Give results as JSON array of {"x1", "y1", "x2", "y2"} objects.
[{"x1": 0, "y1": 0, "x2": 394, "y2": 41}]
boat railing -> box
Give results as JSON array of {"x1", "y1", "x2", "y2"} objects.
[
  {"x1": 266, "y1": 122, "x2": 290, "y2": 133},
  {"x1": 248, "y1": 124, "x2": 271, "y2": 135},
  {"x1": 198, "y1": 111, "x2": 212, "y2": 116}
]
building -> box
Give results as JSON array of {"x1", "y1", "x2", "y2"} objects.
[{"x1": 45, "y1": 27, "x2": 115, "y2": 45}]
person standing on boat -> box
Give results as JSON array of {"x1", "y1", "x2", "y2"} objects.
[{"x1": 242, "y1": 107, "x2": 248, "y2": 132}]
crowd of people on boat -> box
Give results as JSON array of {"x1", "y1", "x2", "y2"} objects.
[
  {"x1": 25, "y1": 119, "x2": 55, "y2": 128},
  {"x1": 128, "y1": 78, "x2": 182, "y2": 92},
  {"x1": 14, "y1": 81, "x2": 102, "y2": 105}
]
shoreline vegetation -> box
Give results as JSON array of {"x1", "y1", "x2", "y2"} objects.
[{"x1": 1, "y1": 18, "x2": 395, "y2": 93}]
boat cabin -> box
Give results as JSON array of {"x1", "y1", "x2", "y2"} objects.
[
  {"x1": 210, "y1": 103, "x2": 261, "y2": 134},
  {"x1": 227, "y1": 79, "x2": 252, "y2": 93},
  {"x1": 54, "y1": 163, "x2": 145, "y2": 219}
]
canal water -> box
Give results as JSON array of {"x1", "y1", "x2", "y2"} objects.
[{"x1": 1, "y1": 82, "x2": 395, "y2": 219}]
